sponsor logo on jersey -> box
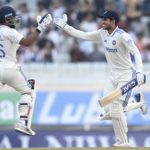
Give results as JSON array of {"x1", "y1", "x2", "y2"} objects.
[{"x1": 106, "y1": 47, "x2": 117, "y2": 52}]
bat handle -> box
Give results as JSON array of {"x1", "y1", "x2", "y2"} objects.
[
  {"x1": 121, "y1": 78, "x2": 138, "y2": 95},
  {"x1": 121, "y1": 73, "x2": 147, "y2": 95}
]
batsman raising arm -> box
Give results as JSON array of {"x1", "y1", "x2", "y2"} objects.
[
  {"x1": 53, "y1": 11, "x2": 147, "y2": 147},
  {"x1": 0, "y1": 6, "x2": 52, "y2": 135}
]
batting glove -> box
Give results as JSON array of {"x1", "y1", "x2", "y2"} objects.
[
  {"x1": 53, "y1": 14, "x2": 68, "y2": 29},
  {"x1": 136, "y1": 72, "x2": 146, "y2": 87},
  {"x1": 36, "y1": 13, "x2": 52, "y2": 32}
]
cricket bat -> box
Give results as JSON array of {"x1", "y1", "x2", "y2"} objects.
[{"x1": 99, "y1": 72, "x2": 150, "y2": 107}]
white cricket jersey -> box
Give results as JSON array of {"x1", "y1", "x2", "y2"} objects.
[
  {"x1": 99, "y1": 26, "x2": 135, "y2": 71},
  {"x1": 64, "y1": 25, "x2": 142, "y2": 72},
  {"x1": 0, "y1": 25, "x2": 23, "y2": 62}
]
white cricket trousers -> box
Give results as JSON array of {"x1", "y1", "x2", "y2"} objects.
[{"x1": 0, "y1": 61, "x2": 31, "y2": 94}]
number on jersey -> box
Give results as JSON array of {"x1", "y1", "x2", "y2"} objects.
[{"x1": 0, "y1": 44, "x2": 5, "y2": 58}]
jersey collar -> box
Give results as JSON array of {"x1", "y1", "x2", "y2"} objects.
[{"x1": 110, "y1": 26, "x2": 119, "y2": 36}]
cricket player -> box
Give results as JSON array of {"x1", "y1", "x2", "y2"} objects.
[
  {"x1": 53, "y1": 11, "x2": 147, "y2": 147},
  {"x1": 0, "y1": 6, "x2": 52, "y2": 135}
]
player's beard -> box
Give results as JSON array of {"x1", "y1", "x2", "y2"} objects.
[{"x1": 102, "y1": 24, "x2": 111, "y2": 31}]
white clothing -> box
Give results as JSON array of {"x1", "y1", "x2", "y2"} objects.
[
  {"x1": 63, "y1": 24, "x2": 144, "y2": 145},
  {"x1": 0, "y1": 25, "x2": 30, "y2": 94},
  {"x1": 64, "y1": 25, "x2": 143, "y2": 73},
  {"x1": 0, "y1": 25, "x2": 23, "y2": 62}
]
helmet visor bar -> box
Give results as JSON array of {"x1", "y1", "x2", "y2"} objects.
[{"x1": 5, "y1": 14, "x2": 21, "y2": 26}]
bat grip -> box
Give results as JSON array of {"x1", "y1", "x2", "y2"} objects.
[{"x1": 121, "y1": 78, "x2": 138, "y2": 95}]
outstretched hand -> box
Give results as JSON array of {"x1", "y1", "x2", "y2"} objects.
[
  {"x1": 36, "y1": 13, "x2": 52, "y2": 32},
  {"x1": 53, "y1": 14, "x2": 68, "y2": 29}
]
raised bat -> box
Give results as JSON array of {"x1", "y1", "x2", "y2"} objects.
[{"x1": 99, "y1": 72, "x2": 150, "y2": 107}]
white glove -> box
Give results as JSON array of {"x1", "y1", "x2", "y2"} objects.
[
  {"x1": 36, "y1": 13, "x2": 52, "y2": 32},
  {"x1": 53, "y1": 14, "x2": 68, "y2": 29},
  {"x1": 136, "y1": 72, "x2": 145, "y2": 87}
]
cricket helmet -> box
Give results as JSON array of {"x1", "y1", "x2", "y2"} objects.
[
  {"x1": 99, "y1": 10, "x2": 120, "y2": 23},
  {"x1": 0, "y1": 6, "x2": 20, "y2": 28}
]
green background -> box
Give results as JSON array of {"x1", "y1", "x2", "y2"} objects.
[{"x1": 0, "y1": 92, "x2": 21, "y2": 125}]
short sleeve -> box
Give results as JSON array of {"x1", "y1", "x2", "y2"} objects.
[{"x1": 7, "y1": 28, "x2": 24, "y2": 44}]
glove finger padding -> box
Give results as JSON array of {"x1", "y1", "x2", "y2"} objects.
[
  {"x1": 37, "y1": 16, "x2": 42, "y2": 24},
  {"x1": 36, "y1": 13, "x2": 52, "y2": 32},
  {"x1": 63, "y1": 14, "x2": 68, "y2": 22},
  {"x1": 54, "y1": 14, "x2": 68, "y2": 29},
  {"x1": 42, "y1": 14, "x2": 52, "y2": 24}
]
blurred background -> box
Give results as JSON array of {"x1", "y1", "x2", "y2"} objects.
[{"x1": 0, "y1": 0, "x2": 150, "y2": 148}]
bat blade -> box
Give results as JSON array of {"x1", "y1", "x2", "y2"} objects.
[
  {"x1": 99, "y1": 71, "x2": 150, "y2": 107},
  {"x1": 99, "y1": 88, "x2": 121, "y2": 107}
]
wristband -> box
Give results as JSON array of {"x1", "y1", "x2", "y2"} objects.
[{"x1": 36, "y1": 28, "x2": 41, "y2": 33}]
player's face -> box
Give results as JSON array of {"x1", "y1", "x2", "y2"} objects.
[
  {"x1": 101, "y1": 18, "x2": 114, "y2": 30},
  {"x1": 5, "y1": 15, "x2": 21, "y2": 28}
]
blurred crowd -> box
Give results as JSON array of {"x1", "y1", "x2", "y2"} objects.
[{"x1": 0, "y1": 0, "x2": 150, "y2": 63}]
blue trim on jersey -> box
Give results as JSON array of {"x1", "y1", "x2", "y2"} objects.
[
  {"x1": 19, "y1": 66, "x2": 31, "y2": 89},
  {"x1": 0, "y1": 44, "x2": 3, "y2": 47},
  {"x1": 122, "y1": 69, "x2": 136, "y2": 107},
  {"x1": 115, "y1": 28, "x2": 124, "y2": 34},
  {"x1": 112, "y1": 28, "x2": 125, "y2": 36}
]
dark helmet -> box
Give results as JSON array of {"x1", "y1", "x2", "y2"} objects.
[
  {"x1": 99, "y1": 10, "x2": 120, "y2": 24},
  {"x1": 0, "y1": 6, "x2": 20, "y2": 28}
]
